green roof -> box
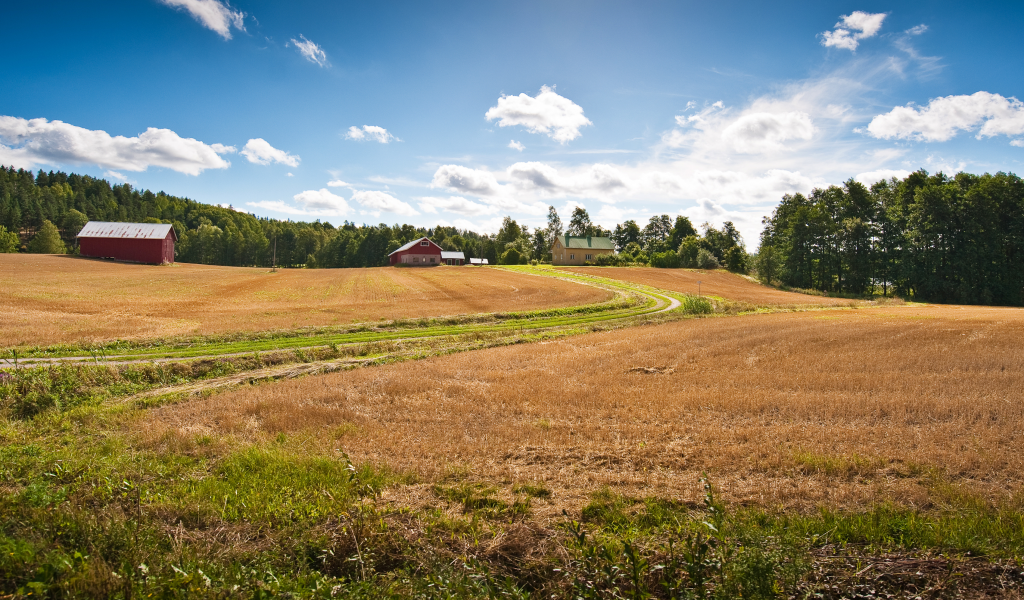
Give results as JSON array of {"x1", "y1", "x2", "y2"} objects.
[{"x1": 559, "y1": 235, "x2": 615, "y2": 250}]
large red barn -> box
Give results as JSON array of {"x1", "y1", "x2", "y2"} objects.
[
  {"x1": 388, "y1": 237, "x2": 443, "y2": 266},
  {"x1": 77, "y1": 222, "x2": 177, "y2": 265}
]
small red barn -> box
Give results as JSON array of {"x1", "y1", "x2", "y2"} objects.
[
  {"x1": 389, "y1": 237, "x2": 442, "y2": 266},
  {"x1": 77, "y1": 221, "x2": 177, "y2": 265}
]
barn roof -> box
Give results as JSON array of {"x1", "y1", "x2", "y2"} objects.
[
  {"x1": 389, "y1": 237, "x2": 441, "y2": 255},
  {"x1": 77, "y1": 221, "x2": 177, "y2": 241},
  {"x1": 558, "y1": 235, "x2": 615, "y2": 250},
  {"x1": 441, "y1": 251, "x2": 465, "y2": 260}
]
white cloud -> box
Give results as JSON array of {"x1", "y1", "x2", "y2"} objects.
[
  {"x1": 854, "y1": 169, "x2": 912, "y2": 185},
  {"x1": 345, "y1": 125, "x2": 397, "y2": 143},
  {"x1": 432, "y1": 164, "x2": 502, "y2": 196},
  {"x1": 248, "y1": 200, "x2": 328, "y2": 217},
  {"x1": 485, "y1": 85, "x2": 592, "y2": 143},
  {"x1": 327, "y1": 179, "x2": 351, "y2": 187},
  {"x1": 350, "y1": 190, "x2": 418, "y2": 216},
  {"x1": 290, "y1": 35, "x2": 327, "y2": 67},
  {"x1": 508, "y1": 140, "x2": 525, "y2": 151},
  {"x1": 159, "y1": 0, "x2": 245, "y2": 40},
  {"x1": 240, "y1": 138, "x2": 300, "y2": 167},
  {"x1": 867, "y1": 92, "x2": 1024, "y2": 143},
  {"x1": 1011, "y1": 139, "x2": 1024, "y2": 148},
  {"x1": 104, "y1": 170, "x2": 128, "y2": 182},
  {"x1": 286, "y1": 172, "x2": 294, "y2": 177},
  {"x1": 905, "y1": 24, "x2": 928, "y2": 36},
  {"x1": 820, "y1": 11, "x2": 887, "y2": 51},
  {"x1": 248, "y1": 189, "x2": 351, "y2": 217},
  {"x1": 720, "y1": 112, "x2": 815, "y2": 153},
  {"x1": 417, "y1": 196, "x2": 496, "y2": 217},
  {"x1": 0, "y1": 116, "x2": 233, "y2": 175}
]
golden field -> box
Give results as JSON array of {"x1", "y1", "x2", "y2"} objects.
[
  {"x1": 559, "y1": 266, "x2": 855, "y2": 306},
  {"x1": 0, "y1": 255, "x2": 610, "y2": 347},
  {"x1": 146, "y1": 302, "x2": 1024, "y2": 517}
]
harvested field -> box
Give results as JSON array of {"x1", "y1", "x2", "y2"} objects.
[
  {"x1": 147, "y1": 303, "x2": 1024, "y2": 517},
  {"x1": 0, "y1": 255, "x2": 610, "y2": 347},
  {"x1": 558, "y1": 266, "x2": 855, "y2": 306}
]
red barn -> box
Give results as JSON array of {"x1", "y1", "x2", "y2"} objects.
[
  {"x1": 389, "y1": 237, "x2": 443, "y2": 266},
  {"x1": 77, "y1": 222, "x2": 177, "y2": 265}
]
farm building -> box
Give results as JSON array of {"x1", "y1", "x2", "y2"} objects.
[
  {"x1": 551, "y1": 235, "x2": 615, "y2": 266},
  {"x1": 389, "y1": 237, "x2": 443, "y2": 266},
  {"x1": 441, "y1": 251, "x2": 465, "y2": 265},
  {"x1": 77, "y1": 221, "x2": 177, "y2": 265},
  {"x1": 469, "y1": 258, "x2": 489, "y2": 265}
]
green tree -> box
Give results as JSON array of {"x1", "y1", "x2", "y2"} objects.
[
  {"x1": 696, "y1": 248, "x2": 720, "y2": 270},
  {"x1": 546, "y1": 206, "x2": 563, "y2": 249},
  {"x1": 0, "y1": 225, "x2": 19, "y2": 253},
  {"x1": 640, "y1": 214, "x2": 673, "y2": 253},
  {"x1": 566, "y1": 206, "x2": 594, "y2": 237},
  {"x1": 677, "y1": 235, "x2": 700, "y2": 268},
  {"x1": 612, "y1": 220, "x2": 641, "y2": 251},
  {"x1": 62, "y1": 209, "x2": 89, "y2": 247},
  {"x1": 668, "y1": 216, "x2": 697, "y2": 250},
  {"x1": 496, "y1": 216, "x2": 524, "y2": 248},
  {"x1": 28, "y1": 220, "x2": 66, "y2": 254}
]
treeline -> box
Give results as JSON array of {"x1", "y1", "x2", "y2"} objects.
[
  {"x1": 0, "y1": 166, "x2": 750, "y2": 271},
  {"x1": 757, "y1": 170, "x2": 1024, "y2": 306},
  {"x1": 0, "y1": 167, "x2": 499, "y2": 267}
]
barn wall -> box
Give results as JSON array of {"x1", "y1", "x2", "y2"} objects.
[{"x1": 80, "y1": 236, "x2": 174, "y2": 264}]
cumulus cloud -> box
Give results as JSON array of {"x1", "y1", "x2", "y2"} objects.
[
  {"x1": 240, "y1": 138, "x2": 300, "y2": 167},
  {"x1": 350, "y1": 190, "x2": 418, "y2": 216},
  {"x1": 248, "y1": 189, "x2": 350, "y2": 217},
  {"x1": 345, "y1": 125, "x2": 397, "y2": 143},
  {"x1": 159, "y1": 0, "x2": 245, "y2": 39},
  {"x1": 417, "y1": 196, "x2": 496, "y2": 217},
  {"x1": 293, "y1": 188, "x2": 349, "y2": 214},
  {"x1": 104, "y1": 170, "x2": 128, "y2": 182},
  {"x1": 720, "y1": 112, "x2": 815, "y2": 153},
  {"x1": 508, "y1": 140, "x2": 525, "y2": 151},
  {"x1": 327, "y1": 179, "x2": 351, "y2": 187},
  {"x1": 1012, "y1": 139, "x2": 1024, "y2": 148},
  {"x1": 867, "y1": 92, "x2": 1024, "y2": 143},
  {"x1": 0, "y1": 116, "x2": 233, "y2": 175},
  {"x1": 854, "y1": 169, "x2": 912, "y2": 185},
  {"x1": 820, "y1": 11, "x2": 887, "y2": 51},
  {"x1": 485, "y1": 85, "x2": 592, "y2": 143},
  {"x1": 432, "y1": 164, "x2": 502, "y2": 196},
  {"x1": 290, "y1": 35, "x2": 327, "y2": 67}
]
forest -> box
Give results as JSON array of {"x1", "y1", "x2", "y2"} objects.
[
  {"x1": 0, "y1": 166, "x2": 741, "y2": 269},
  {"x1": 757, "y1": 170, "x2": 1024, "y2": 306}
]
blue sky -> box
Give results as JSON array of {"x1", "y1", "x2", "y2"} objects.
[{"x1": 2, "y1": 0, "x2": 1023, "y2": 246}]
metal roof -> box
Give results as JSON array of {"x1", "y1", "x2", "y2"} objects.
[
  {"x1": 469, "y1": 258, "x2": 489, "y2": 265},
  {"x1": 389, "y1": 237, "x2": 442, "y2": 255},
  {"x1": 558, "y1": 235, "x2": 615, "y2": 250},
  {"x1": 441, "y1": 251, "x2": 465, "y2": 260},
  {"x1": 77, "y1": 221, "x2": 177, "y2": 241}
]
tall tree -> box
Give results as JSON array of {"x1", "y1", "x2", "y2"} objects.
[
  {"x1": 566, "y1": 206, "x2": 594, "y2": 237},
  {"x1": 546, "y1": 206, "x2": 563, "y2": 248}
]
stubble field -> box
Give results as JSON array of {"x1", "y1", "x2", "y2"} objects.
[
  {"x1": 147, "y1": 303, "x2": 1024, "y2": 515},
  {"x1": 558, "y1": 266, "x2": 855, "y2": 306},
  {"x1": 0, "y1": 255, "x2": 610, "y2": 347}
]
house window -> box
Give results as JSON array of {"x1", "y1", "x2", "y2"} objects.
[
  {"x1": 420, "y1": 240, "x2": 429, "y2": 246},
  {"x1": 430, "y1": 257, "x2": 435, "y2": 263},
  {"x1": 570, "y1": 254, "x2": 575, "y2": 260},
  {"x1": 413, "y1": 257, "x2": 419, "y2": 262}
]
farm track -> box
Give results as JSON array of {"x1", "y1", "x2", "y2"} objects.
[{"x1": 2, "y1": 268, "x2": 683, "y2": 368}]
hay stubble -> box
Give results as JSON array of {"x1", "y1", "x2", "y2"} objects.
[
  {"x1": 147, "y1": 304, "x2": 1024, "y2": 516},
  {"x1": 0, "y1": 255, "x2": 610, "y2": 347}
]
